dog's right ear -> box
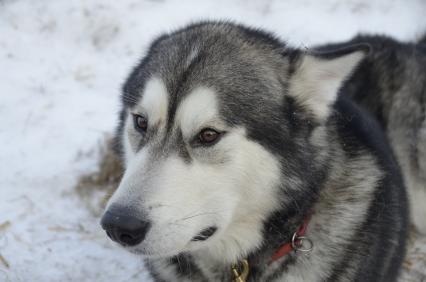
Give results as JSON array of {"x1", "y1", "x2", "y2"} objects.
[{"x1": 287, "y1": 44, "x2": 369, "y2": 121}]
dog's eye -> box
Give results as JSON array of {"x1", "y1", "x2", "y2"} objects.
[
  {"x1": 133, "y1": 114, "x2": 148, "y2": 133},
  {"x1": 198, "y1": 128, "x2": 220, "y2": 145}
]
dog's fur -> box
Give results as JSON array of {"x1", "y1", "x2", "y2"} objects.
[
  {"x1": 316, "y1": 34, "x2": 426, "y2": 234},
  {"x1": 102, "y1": 22, "x2": 408, "y2": 281},
  {"x1": 420, "y1": 34, "x2": 426, "y2": 45}
]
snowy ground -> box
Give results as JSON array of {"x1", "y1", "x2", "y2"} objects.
[{"x1": 1, "y1": 0, "x2": 426, "y2": 281}]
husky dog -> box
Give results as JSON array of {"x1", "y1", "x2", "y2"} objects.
[
  {"x1": 316, "y1": 34, "x2": 426, "y2": 234},
  {"x1": 100, "y1": 22, "x2": 408, "y2": 281}
]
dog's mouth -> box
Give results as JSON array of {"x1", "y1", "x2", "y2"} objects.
[{"x1": 191, "y1": 226, "x2": 217, "y2": 241}]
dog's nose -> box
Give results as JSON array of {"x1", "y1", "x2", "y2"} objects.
[{"x1": 100, "y1": 208, "x2": 151, "y2": 246}]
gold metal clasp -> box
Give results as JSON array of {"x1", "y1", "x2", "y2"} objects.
[{"x1": 231, "y1": 259, "x2": 249, "y2": 282}]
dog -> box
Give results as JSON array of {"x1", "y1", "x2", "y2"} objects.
[
  {"x1": 100, "y1": 22, "x2": 408, "y2": 281},
  {"x1": 316, "y1": 34, "x2": 426, "y2": 234}
]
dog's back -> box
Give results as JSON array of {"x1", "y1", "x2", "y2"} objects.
[
  {"x1": 328, "y1": 96, "x2": 408, "y2": 281},
  {"x1": 420, "y1": 34, "x2": 426, "y2": 45},
  {"x1": 317, "y1": 35, "x2": 426, "y2": 234}
]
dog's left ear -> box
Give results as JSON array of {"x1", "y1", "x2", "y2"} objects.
[{"x1": 288, "y1": 45, "x2": 368, "y2": 120}]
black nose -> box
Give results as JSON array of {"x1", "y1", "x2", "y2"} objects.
[{"x1": 100, "y1": 208, "x2": 151, "y2": 246}]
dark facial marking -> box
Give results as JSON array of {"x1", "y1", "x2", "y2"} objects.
[{"x1": 191, "y1": 226, "x2": 217, "y2": 241}]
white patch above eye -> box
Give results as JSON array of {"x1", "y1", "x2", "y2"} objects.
[
  {"x1": 176, "y1": 87, "x2": 224, "y2": 138},
  {"x1": 137, "y1": 77, "x2": 169, "y2": 126},
  {"x1": 289, "y1": 51, "x2": 365, "y2": 120}
]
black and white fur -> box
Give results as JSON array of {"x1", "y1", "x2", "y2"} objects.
[
  {"x1": 316, "y1": 34, "x2": 426, "y2": 234},
  {"x1": 101, "y1": 22, "x2": 408, "y2": 281}
]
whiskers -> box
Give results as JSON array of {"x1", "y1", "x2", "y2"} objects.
[
  {"x1": 179, "y1": 211, "x2": 222, "y2": 222},
  {"x1": 151, "y1": 205, "x2": 229, "y2": 227}
]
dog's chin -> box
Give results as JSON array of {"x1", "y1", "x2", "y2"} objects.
[
  {"x1": 125, "y1": 242, "x2": 190, "y2": 258},
  {"x1": 125, "y1": 246, "x2": 182, "y2": 257},
  {"x1": 124, "y1": 226, "x2": 219, "y2": 258}
]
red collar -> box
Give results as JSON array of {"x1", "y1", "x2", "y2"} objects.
[{"x1": 270, "y1": 215, "x2": 312, "y2": 263}]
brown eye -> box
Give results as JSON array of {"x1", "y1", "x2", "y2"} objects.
[
  {"x1": 133, "y1": 114, "x2": 148, "y2": 132},
  {"x1": 199, "y1": 128, "x2": 220, "y2": 144}
]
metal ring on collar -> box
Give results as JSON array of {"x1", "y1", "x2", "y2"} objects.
[{"x1": 291, "y1": 233, "x2": 314, "y2": 253}]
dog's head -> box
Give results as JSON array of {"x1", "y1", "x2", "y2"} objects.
[{"x1": 101, "y1": 22, "x2": 365, "y2": 262}]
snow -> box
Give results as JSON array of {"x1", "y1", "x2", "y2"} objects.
[{"x1": 0, "y1": 0, "x2": 425, "y2": 281}]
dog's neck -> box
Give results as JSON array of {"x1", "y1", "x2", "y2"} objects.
[{"x1": 168, "y1": 207, "x2": 312, "y2": 281}]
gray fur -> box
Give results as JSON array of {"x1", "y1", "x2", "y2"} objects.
[
  {"x1": 316, "y1": 34, "x2": 426, "y2": 234},
  {"x1": 102, "y1": 22, "x2": 408, "y2": 281}
]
